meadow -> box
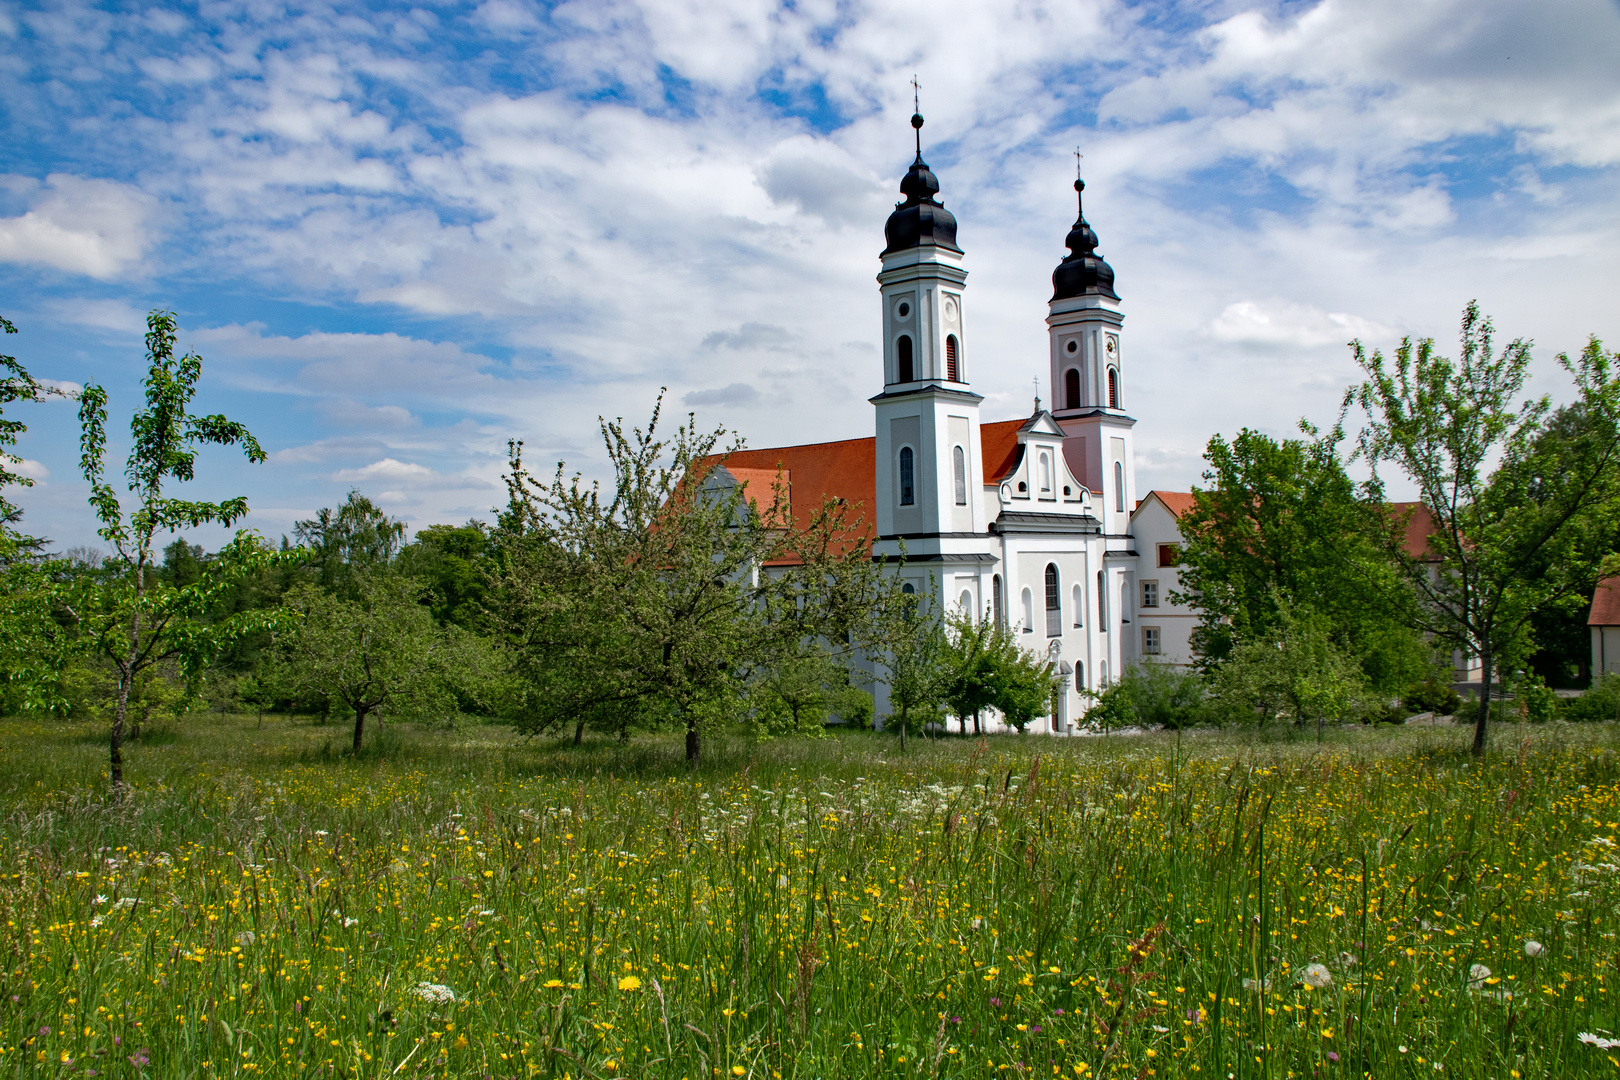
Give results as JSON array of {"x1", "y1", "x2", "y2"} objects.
[{"x1": 3, "y1": 716, "x2": 1619, "y2": 1079}]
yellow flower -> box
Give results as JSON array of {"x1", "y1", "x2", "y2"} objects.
[
  {"x1": 544, "y1": 979, "x2": 564, "y2": 988},
  {"x1": 1321, "y1": 1028, "x2": 1334, "y2": 1039},
  {"x1": 618, "y1": 975, "x2": 642, "y2": 991},
  {"x1": 453, "y1": 1035, "x2": 468, "y2": 1049},
  {"x1": 732, "y1": 1067, "x2": 746, "y2": 1076}
]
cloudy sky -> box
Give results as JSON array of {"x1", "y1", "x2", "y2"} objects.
[{"x1": 4, "y1": 0, "x2": 1618, "y2": 550}]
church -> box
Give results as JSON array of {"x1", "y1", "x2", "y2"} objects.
[{"x1": 713, "y1": 113, "x2": 1199, "y2": 733}]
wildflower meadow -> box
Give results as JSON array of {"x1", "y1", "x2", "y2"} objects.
[{"x1": 4, "y1": 716, "x2": 1620, "y2": 1078}]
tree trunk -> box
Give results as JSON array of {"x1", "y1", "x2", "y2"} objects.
[
  {"x1": 1473, "y1": 648, "x2": 1493, "y2": 757},
  {"x1": 899, "y1": 705, "x2": 907, "y2": 751},
  {"x1": 110, "y1": 662, "x2": 132, "y2": 788},
  {"x1": 973, "y1": 710, "x2": 981, "y2": 737},
  {"x1": 574, "y1": 718, "x2": 585, "y2": 746},
  {"x1": 353, "y1": 705, "x2": 367, "y2": 752},
  {"x1": 686, "y1": 718, "x2": 700, "y2": 767}
]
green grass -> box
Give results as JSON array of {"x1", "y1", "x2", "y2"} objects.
[{"x1": 4, "y1": 715, "x2": 1620, "y2": 1078}]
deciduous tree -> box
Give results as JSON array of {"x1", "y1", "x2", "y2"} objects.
[
  {"x1": 1346, "y1": 303, "x2": 1620, "y2": 754},
  {"x1": 74, "y1": 310, "x2": 286, "y2": 786}
]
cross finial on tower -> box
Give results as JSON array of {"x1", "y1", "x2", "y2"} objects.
[
  {"x1": 1033, "y1": 376, "x2": 1042, "y2": 414},
  {"x1": 1075, "y1": 148, "x2": 1083, "y2": 179},
  {"x1": 909, "y1": 75, "x2": 924, "y2": 156}
]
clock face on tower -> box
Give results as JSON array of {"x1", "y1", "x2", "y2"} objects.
[
  {"x1": 1105, "y1": 334, "x2": 1118, "y2": 358},
  {"x1": 943, "y1": 296, "x2": 958, "y2": 322}
]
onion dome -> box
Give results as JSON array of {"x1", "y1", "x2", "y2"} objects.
[
  {"x1": 882, "y1": 113, "x2": 962, "y2": 255},
  {"x1": 1051, "y1": 177, "x2": 1118, "y2": 301}
]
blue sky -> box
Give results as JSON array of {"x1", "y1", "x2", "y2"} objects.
[{"x1": 3, "y1": 0, "x2": 1618, "y2": 551}]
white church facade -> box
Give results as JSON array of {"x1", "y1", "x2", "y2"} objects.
[{"x1": 715, "y1": 114, "x2": 1200, "y2": 733}]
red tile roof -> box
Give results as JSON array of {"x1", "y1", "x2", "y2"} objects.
[
  {"x1": 1139, "y1": 491, "x2": 1196, "y2": 518},
  {"x1": 980, "y1": 418, "x2": 1027, "y2": 484},
  {"x1": 1591, "y1": 577, "x2": 1620, "y2": 627},
  {"x1": 1387, "y1": 501, "x2": 1441, "y2": 561}
]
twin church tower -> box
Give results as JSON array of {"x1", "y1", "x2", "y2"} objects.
[{"x1": 718, "y1": 111, "x2": 1187, "y2": 732}]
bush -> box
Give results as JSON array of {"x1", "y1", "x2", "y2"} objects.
[
  {"x1": 1565, "y1": 674, "x2": 1620, "y2": 723},
  {"x1": 1403, "y1": 678, "x2": 1461, "y2": 716},
  {"x1": 1372, "y1": 701, "x2": 1408, "y2": 725},
  {"x1": 1517, "y1": 674, "x2": 1558, "y2": 724},
  {"x1": 1084, "y1": 659, "x2": 1207, "y2": 732}
]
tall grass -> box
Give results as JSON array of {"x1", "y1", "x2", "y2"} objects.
[{"x1": 3, "y1": 715, "x2": 1619, "y2": 1078}]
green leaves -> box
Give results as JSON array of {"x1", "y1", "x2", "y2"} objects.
[{"x1": 1345, "y1": 303, "x2": 1620, "y2": 752}]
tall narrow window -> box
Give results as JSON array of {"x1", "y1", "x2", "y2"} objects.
[
  {"x1": 992, "y1": 575, "x2": 1004, "y2": 626},
  {"x1": 1097, "y1": 570, "x2": 1108, "y2": 629},
  {"x1": 901, "y1": 581, "x2": 916, "y2": 621},
  {"x1": 1114, "y1": 461, "x2": 1125, "y2": 512},
  {"x1": 1071, "y1": 582, "x2": 1083, "y2": 627},
  {"x1": 1107, "y1": 368, "x2": 1119, "y2": 409},
  {"x1": 1039, "y1": 452, "x2": 1052, "y2": 494},
  {"x1": 945, "y1": 335, "x2": 960, "y2": 381},
  {"x1": 959, "y1": 589, "x2": 973, "y2": 617},
  {"x1": 1044, "y1": 563, "x2": 1061, "y2": 638},
  {"x1": 952, "y1": 445, "x2": 967, "y2": 505},
  {"x1": 1064, "y1": 368, "x2": 1080, "y2": 410},
  {"x1": 897, "y1": 335, "x2": 914, "y2": 383},
  {"x1": 1074, "y1": 662, "x2": 1084, "y2": 692},
  {"x1": 899, "y1": 446, "x2": 914, "y2": 506},
  {"x1": 1020, "y1": 588, "x2": 1034, "y2": 633}
]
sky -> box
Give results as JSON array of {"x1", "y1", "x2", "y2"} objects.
[{"x1": 3, "y1": 0, "x2": 1618, "y2": 553}]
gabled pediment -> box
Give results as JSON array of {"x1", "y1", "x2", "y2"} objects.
[{"x1": 1016, "y1": 411, "x2": 1067, "y2": 440}]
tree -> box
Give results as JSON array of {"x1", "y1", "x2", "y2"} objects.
[
  {"x1": 749, "y1": 643, "x2": 871, "y2": 738},
  {"x1": 937, "y1": 608, "x2": 1059, "y2": 734},
  {"x1": 395, "y1": 521, "x2": 493, "y2": 630},
  {"x1": 871, "y1": 585, "x2": 948, "y2": 748},
  {"x1": 272, "y1": 578, "x2": 490, "y2": 751},
  {"x1": 294, "y1": 490, "x2": 408, "y2": 598},
  {"x1": 74, "y1": 310, "x2": 285, "y2": 786},
  {"x1": 0, "y1": 313, "x2": 72, "y2": 714},
  {"x1": 491, "y1": 394, "x2": 883, "y2": 764},
  {"x1": 1207, "y1": 600, "x2": 1372, "y2": 738},
  {"x1": 1172, "y1": 426, "x2": 1428, "y2": 691},
  {"x1": 1346, "y1": 303, "x2": 1620, "y2": 755}
]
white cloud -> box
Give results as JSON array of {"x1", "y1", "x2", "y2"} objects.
[
  {"x1": 1209, "y1": 301, "x2": 1395, "y2": 349},
  {"x1": 333, "y1": 458, "x2": 435, "y2": 482},
  {"x1": 0, "y1": 175, "x2": 158, "y2": 279},
  {"x1": 10, "y1": 458, "x2": 49, "y2": 481}
]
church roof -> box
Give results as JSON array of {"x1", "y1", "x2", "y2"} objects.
[
  {"x1": 1387, "y1": 502, "x2": 1440, "y2": 561},
  {"x1": 882, "y1": 114, "x2": 962, "y2": 256},
  {"x1": 1591, "y1": 577, "x2": 1620, "y2": 627},
  {"x1": 1051, "y1": 177, "x2": 1118, "y2": 301}
]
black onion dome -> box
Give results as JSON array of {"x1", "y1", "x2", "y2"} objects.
[
  {"x1": 1051, "y1": 177, "x2": 1118, "y2": 301},
  {"x1": 882, "y1": 114, "x2": 962, "y2": 255}
]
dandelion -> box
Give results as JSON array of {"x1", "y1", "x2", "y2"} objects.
[
  {"x1": 412, "y1": 982, "x2": 457, "y2": 1005},
  {"x1": 113, "y1": 897, "x2": 137, "y2": 911},
  {"x1": 236, "y1": 931, "x2": 256, "y2": 947},
  {"x1": 1524, "y1": 940, "x2": 1545, "y2": 957},
  {"x1": 1302, "y1": 964, "x2": 1333, "y2": 990},
  {"x1": 1467, "y1": 964, "x2": 1492, "y2": 991},
  {"x1": 776, "y1": 875, "x2": 789, "y2": 889},
  {"x1": 343, "y1": 918, "x2": 358, "y2": 928},
  {"x1": 543, "y1": 979, "x2": 564, "y2": 989},
  {"x1": 618, "y1": 975, "x2": 642, "y2": 991}
]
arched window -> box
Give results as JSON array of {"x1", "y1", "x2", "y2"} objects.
[
  {"x1": 1020, "y1": 588, "x2": 1034, "y2": 633},
  {"x1": 1097, "y1": 570, "x2": 1108, "y2": 628},
  {"x1": 1071, "y1": 582, "x2": 1083, "y2": 627},
  {"x1": 1114, "y1": 461, "x2": 1125, "y2": 512},
  {"x1": 992, "y1": 574, "x2": 1004, "y2": 626},
  {"x1": 899, "y1": 446, "x2": 915, "y2": 506},
  {"x1": 1044, "y1": 563, "x2": 1061, "y2": 637},
  {"x1": 1039, "y1": 452, "x2": 1052, "y2": 494},
  {"x1": 1107, "y1": 367, "x2": 1119, "y2": 409},
  {"x1": 901, "y1": 581, "x2": 916, "y2": 621},
  {"x1": 959, "y1": 589, "x2": 973, "y2": 617},
  {"x1": 1064, "y1": 368, "x2": 1081, "y2": 410},
  {"x1": 1074, "y1": 662, "x2": 1084, "y2": 692},
  {"x1": 945, "y1": 335, "x2": 960, "y2": 381},
  {"x1": 897, "y1": 335, "x2": 914, "y2": 383},
  {"x1": 952, "y1": 445, "x2": 967, "y2": 505}
]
